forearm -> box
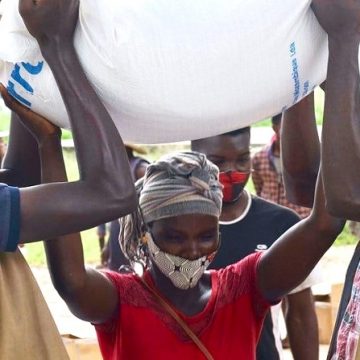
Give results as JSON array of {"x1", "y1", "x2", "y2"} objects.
[
  {"x1": 259, "y1": 218, "x2": 342, "y2": 300},
  {"x1": 39, "y1": 137, "x2": 117, "y2": 323},
  {"x1": 282, "y1": 93, "x2": 320, "y2": 207},
  {"x1": 258, "y1": 174, "x2": 345, "y2": 300},
  {"x1": 39, "y1": 134, "x2": 86, "y2": 287},
  {"x1": 286, "y1": 291, "x2": 319, "y2": 360},
  {"x1": 321, "y1": 38, "x2": 360, "y2": 219},
  {"x1": 18, "y1": 46, "x2": 138, "y2": 241},
  {"x1": 40, "y1": 43, "x2": 136, "y2": 207}
]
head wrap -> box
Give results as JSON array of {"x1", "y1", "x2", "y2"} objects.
[{"x1": 119, "y1": 151, "x2": 222, "y2": 267}]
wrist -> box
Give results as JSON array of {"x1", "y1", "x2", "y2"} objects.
[
  {"x1": 40, "y1": 39, "x2": 76, "y2": 63},
  {"x1": 328, "y1": 36, "x2": 360, "y2": 55},
  {"x1": 37, "y1": 133, "x2": 62, "y2": 149}
]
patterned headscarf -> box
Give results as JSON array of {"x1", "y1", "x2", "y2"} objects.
[{"x1": 119, "y1": 151, "x2": 222, "y2": 267}]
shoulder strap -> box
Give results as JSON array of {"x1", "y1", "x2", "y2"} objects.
[{"x1": 139, "y1": 276, "x2": 214, "y2": 360}]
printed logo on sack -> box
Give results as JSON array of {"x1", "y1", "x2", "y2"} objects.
[
  {"x1": 289, "y1": 42, "x2": 311, "y2": 105},
  {"x1": 6, "y1": 61, "x2": 44, "y2": 107}
]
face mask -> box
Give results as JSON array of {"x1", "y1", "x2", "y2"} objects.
[
  {"x1": 146, "y1": 233, "x2": 217, "y2": 290},
  {"x1": 219, "y1": 170, "x2": 250, "y2": 203}
]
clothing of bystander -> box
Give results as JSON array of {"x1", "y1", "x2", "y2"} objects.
[{"x1": 192, "y1": 127, "x2": 320, "y2": 360}]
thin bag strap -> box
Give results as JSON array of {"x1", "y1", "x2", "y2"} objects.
[{"x1": 139, "y1": 276, "x2": 214, "y2": 360}]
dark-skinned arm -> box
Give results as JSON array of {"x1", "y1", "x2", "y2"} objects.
[
  {"x1": 1, "y1": 0, "x2": 137, "y2": 244},
  {"x1": 257, "y1": 171, "x2": 345, "y2": 302},
  {"x1": 37, "y1": 123, "x2": 118, "y2": 324},
  {"x1": 285, "y1": 289, "x2": 319, "y2": 360},
  {"x1": 311, "y1": 0, "x2": 360, "y2": 219},
  {"x1": 0, "y1": 112, "x2": 41, "y2": 187},
  {"x1": 281, "y1": 92, "x2": 320, "y2": 208}
]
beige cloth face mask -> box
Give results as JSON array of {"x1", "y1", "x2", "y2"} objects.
[{"x1": 146, "y1": 232, "x2": 217, "y2": 290}]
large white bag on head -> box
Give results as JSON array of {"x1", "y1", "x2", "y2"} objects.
[{"x1": 0, "y1": 0, "x2": 328, "y2": 144}]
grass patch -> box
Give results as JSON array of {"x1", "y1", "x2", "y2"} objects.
[
  {"x1": 335, "y1": 223, "x2": 358, "y2": 246},
  {"x1": 24, "y1": 228, "x2": 102, "y2": 266},
  {"x1": 0, "y1": 112, "x2": 10, "y2": 134}
]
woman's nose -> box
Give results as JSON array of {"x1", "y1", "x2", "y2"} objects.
[{"x1": 183, "y1": 241, "x2": 203, "y2": 261}]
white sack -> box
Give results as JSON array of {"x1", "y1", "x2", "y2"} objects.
[{"x1": 0, "y1": 0, "x2": 328, "y2": 144}]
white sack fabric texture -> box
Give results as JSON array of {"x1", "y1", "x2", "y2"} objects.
[{"x1": 0, "y1": 0, "x2": 328, "y2": 143}]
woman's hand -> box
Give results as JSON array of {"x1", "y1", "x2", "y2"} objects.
[
  {"x1": 19, "y1": 0, "x2": 79, "y2": 48},
  {"x1": 0, "y1": 84, "x2": 61, "y2": 144}
]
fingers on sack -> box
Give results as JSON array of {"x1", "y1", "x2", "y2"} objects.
[
  {"x1": 0, "y1": 83, "x2": 17, "y2": 110},
  {"x1": 18, "y1": 0, "x2": 34, "y2": 18},
  {"x1": 0, "y1": 83, "x2": 29, "y2": 115}
]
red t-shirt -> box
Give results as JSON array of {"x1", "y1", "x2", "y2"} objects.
[{"x1": 95, "y1": 252, "x2": 271, "y2": 360}]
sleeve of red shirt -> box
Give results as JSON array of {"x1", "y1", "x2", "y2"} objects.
[{"x1": 94, "y1": 270, "x2": 135, "y2": 333}]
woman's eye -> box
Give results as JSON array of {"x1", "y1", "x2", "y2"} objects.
[{"x1": 167, "y1": 236, "x2": 183, "y2": 243}]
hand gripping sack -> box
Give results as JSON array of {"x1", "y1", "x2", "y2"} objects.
[{"x1": 0, "y1": 0, "x2": 328, "y2": 144}]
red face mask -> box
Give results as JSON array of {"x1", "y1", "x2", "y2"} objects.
[{"x1": 219, "y1": 170, "x2": 250, "y2": 203}]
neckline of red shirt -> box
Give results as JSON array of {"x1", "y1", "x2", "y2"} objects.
[{"x1": 142, "y1": 270, "x2": 219, "y2": 323}]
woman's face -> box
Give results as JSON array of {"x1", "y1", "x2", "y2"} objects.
[{"x1": 149, "y1": 214, "x2": 219, "y2": 260}]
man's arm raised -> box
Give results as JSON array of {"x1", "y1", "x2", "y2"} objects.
[
  {"x1": 281, "y1": 92, "x2": 320, "y2": 207},
  {"x1": 257, "y1": 170, "x2": 345, "y2": 302},
  {"x1": 312, "y1": 0, "x2": 360, "y2": 219},
  {"x1": 1, "y1": 0, "x2": 137, "y2": 244}
]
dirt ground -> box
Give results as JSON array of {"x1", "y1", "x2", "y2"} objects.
[{"x1": 28, "y1": 244, "x2": 358, "y2": 360}]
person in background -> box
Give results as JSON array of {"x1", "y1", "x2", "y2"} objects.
[
  {"x1": 100, "y1": 143, "x2": 149, "y2": 270},
  {"x1": 192, "y1": 125, "x2": 320, "y2": 360}
]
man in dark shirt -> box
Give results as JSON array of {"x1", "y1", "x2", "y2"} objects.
[{"x1": 192, "y1": 127, "x2": 320, "y2": 360}]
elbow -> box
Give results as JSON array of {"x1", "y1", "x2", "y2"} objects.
[
  {"x1": 283, "y1": 175, "x2": 316, "y2": 208},
  {"x1": 100, "y1": 181, "x2": 138, "y2": 218},
  {"x1": 324, "y1": 187, "x2": 360, "y2": 221},
  {"x1": 50, "y1": 273, "x2": 86, "y2": 302},
  {"x1": 309, "y1": 214, "x2": 345, "y2": 240},
  {"x1": 111, "y1": 186, "x2": 138, "y2": 217}
]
